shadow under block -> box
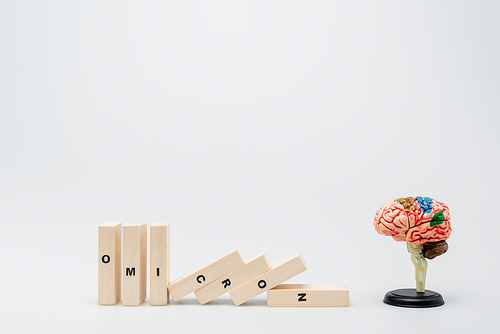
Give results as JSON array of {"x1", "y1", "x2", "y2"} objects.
[
  {"x1": 267, "y1": 284, "x2": 349, "y2": 307},
  {"x1": 195, "y1": 251, "x2": 272, "y2": 305},
  {"x1": 123, "y1": 223, "x2": 147, "y2": 306},
  {"x1": 150, "y1": 223, "x2": 170, "y2": 306},
  {"x1": 98, "y1": 222, "x2": 122, "y2": 305},
  {"x1": 168, "y1": 248, "x2": 246, "y2": 301},
  {"x1": 229, "y1": 251, "x2": 307, "y2": 306}
]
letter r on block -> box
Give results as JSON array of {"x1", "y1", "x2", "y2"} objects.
[{"x1": 222, "y1": 279, "x2": 231, "y2": 289}]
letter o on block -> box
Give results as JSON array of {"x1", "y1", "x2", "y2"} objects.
[
  {"x1": 102, "y1": 255, "x2": 110, "y2": 264},
  {"x1": 258, "y1": 280, "x2": 267, "y2": 289}
]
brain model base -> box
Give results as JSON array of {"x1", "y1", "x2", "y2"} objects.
[{"x1": 374, "y1": 196, "x2": 451, "y2": 307}]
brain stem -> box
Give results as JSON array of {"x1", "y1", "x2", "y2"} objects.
[{"x1": 407, "y1": 242, "x2": 428, "y2": 292}]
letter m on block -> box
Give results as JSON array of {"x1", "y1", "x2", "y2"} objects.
[{"x1": 126, "y1": 267, "x2": 136, "y2": 276}]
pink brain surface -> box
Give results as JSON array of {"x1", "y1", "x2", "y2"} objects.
[{"x1": 373, "y1": 196, "x2": 451, "y2": 245}]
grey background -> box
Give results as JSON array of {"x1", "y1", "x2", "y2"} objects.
[{"x1": 1, "y1": 1, "x2": 499, "y2": 333}]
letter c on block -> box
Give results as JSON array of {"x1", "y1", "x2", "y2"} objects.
[{"x1": 197, "y1": 275, "x2": 206, "y2": 283}]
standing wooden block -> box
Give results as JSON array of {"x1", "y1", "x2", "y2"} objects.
[
  {"x1": 168, "y1": 248, "x2": 245, "y2": 301},
  {"x1": 98, "y1": 222, "x2": 122, "y2": 305},
  {"x1": 195, "y1": 251, "x2": 272, "y2": 305},
  {"x1": 267, "y1": 284, "x2": 349, "y2": 307},
  {"x1": 229, "y1": 251, "x2": 307, "y2": 306},
  {"x1": 122, "y1": 223, "x2": 147, "y2": 306},
  {"x1": 150, "y1": 223, "x2": 170, "y2": 306}
]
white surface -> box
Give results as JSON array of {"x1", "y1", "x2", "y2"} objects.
[{"x1": 1, "y1": 1, "x2": 499, "y2": 333}]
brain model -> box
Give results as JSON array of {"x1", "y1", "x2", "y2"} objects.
[{"x1": 374, "y1": 196, "x2": 451, "y2": 250}]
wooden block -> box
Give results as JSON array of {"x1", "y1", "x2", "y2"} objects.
[
  {"x1": 122, "y1": 223, "x2": 147, "y2": 306},
  {"x1": 267, "y1": 284, "x2": 349, "y2": 307},
  {"x1": 229, "y1": 251, "x2": 307, "y2": 306},
  {"x1": 195, "y1": 251, "x2": 272, "y2": 305},
  {"x1": 98, "y1": 222, "x2": 122, "y2": 305},
  {"x1": 168, "y1": 248, "x2": 245, "y2": 301},
  {"x1": 150, "y1": 223, "x2": 170, "y2": 306}
]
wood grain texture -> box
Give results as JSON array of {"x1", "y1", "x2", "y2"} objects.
[
  {"x1": 229, "y1": 251, "x2": 307, "y2": 306},
  {"x1": 195, "y1": 251, "x2": 272, "y2": 305},
  {"x1": 122, "y1": 223, "x2": 147, "y2": 306},
  {"x1": 98, "y1": 222, "x2": 122, "y2": 305},
  {"x1": 267, "y1": 284, "x2": 349, "y2": 307},
  {"x1": 150, "y1": 223, "x2": 170, "y2": 306},
  {"x1": 168, "y1": 248, "x2": 245, "y2": 301}
]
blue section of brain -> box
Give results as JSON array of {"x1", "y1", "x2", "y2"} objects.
[{"x1": 415, "y1": 196, "x2": 433, "y2": 214}]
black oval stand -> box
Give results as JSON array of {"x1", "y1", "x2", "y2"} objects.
[{"x1": 383, "y1": 288, "x2": 444, "y2": 308}]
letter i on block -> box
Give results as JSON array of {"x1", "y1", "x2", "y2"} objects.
[
  {"x1": 123, "y1": 223, "x2": 147, "y2": 306},
  {"x1": 150, "y1": 223, "x2": 170, "y2": 306},
  {"x1": 98, "y1": 222, "x2": 122, "y2": 305}
]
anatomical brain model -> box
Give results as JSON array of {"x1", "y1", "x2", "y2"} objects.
[{"x1": 374, "y1": 196, "x2": 452, "y2": 307}]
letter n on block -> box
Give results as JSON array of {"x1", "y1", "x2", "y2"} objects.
[
  {"x1": 98, "y1": 222, "x2": 122, "y2": 305},
  {"x1": 123, "y1": 223, "x2": 147, "y2": 306}
]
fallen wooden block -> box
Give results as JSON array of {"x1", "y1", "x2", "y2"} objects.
[
  {"x1": 98, "y1": 222, "x2": 122, "y2": 305},
  {"x1": 195, "y1": 251, "x2": 272, "y2": 305},
  {"x1": 229, "y1": 251, "x2": 307, "y2": 306},
  {"x1": 267, "y1": 284, "x2": 349, "y2": 307},
  {"x1": 150, "y1": 223, "x2": 170, "y2": 306},
  {"x1": 168, "y1": 248, "x2": 245, "y2": 301},
  {"x1": 123, "y1": 223, "x2": 147, "y2": 306}
]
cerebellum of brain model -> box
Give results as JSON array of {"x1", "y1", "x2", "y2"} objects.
[{"x1": 373, "y1": 196, "x2": 451, "y2": 258}]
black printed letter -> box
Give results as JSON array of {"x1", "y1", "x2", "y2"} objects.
[
  {"x1": 102, "y1": 255, "x2": 110, "y2": 263},
  {"x1": 157, "y1": 268, "x2": 160, "y2": 276},
  {"x1": 222, "y1": 279, "x2": 231, "y2": 288},
  {"x1": 298, "y1": 293, "x2": 307, "y2": 302},
  {"x1": 197, "y1": 275, "x2": 206, "y2": 283},
  {"x1": 126, "y1": 267, "x2": 135, "y2": 276},
  {"x1": 258, "y1": 280, "x2": 267, "y2": 289}
]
